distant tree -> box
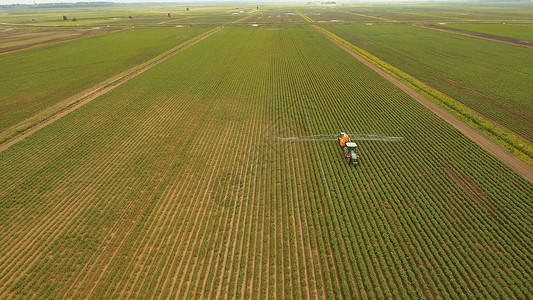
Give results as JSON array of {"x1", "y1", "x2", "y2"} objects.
[
  {"x1": 168, "y1": 13, "x2": 171, "y2": 18},
  {"x1": 72, "y1": 17, "x2": 77, "y2": 21},
  {"x1": 63, "y1": 15, "x2": 67, "y2": 21},
  {"x1": 128, "y1": 15, "x2": 132, "y2": 19},
  {"x1": 186, "y1": 7, "x2": 189, "y2": 11},
  {"x1": 257, "y1": 6, "x2": 259, "y2": 10}
]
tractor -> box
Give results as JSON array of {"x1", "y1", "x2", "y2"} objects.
[
  {"x1": 338, "y1": 132, "x2": 359, "y2": 165},
  {"x1": 278, "y1": 131, "x2": 402, "y2": 166}
]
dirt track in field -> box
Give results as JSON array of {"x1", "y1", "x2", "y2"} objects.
[
  {"x1": 317, "y1": 28, "x2": 533, "y2": 183},
  {"x1": 0, "y1": 28, "x2": 114, "y2": 54},
  {"x1": 0, "y1": 27, "x2": 223, "y2": 154},
  {"x1": 420, "y1": 24, "x2": 533, "y2": 48}
]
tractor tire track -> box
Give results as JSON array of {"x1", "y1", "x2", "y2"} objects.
[
  {"x1": 419, "y1": 24, "x2": 533, "y2": 48},
  {"x1": 0, "y1": 27, "x2": 117, "y2": 54}
]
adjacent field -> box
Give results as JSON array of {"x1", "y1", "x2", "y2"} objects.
[
  {"x1": 245, "y1": 9, "x2": 304, "y2": 24},
  {"x1": 0, "y1": 26, "x2": 210, "y2": 132},
  {"x1": 0, "y1": 5, "x2": 262, "y2": 28},
  {"x1": 444, "y1": 23, "x2": 533, "y2": 42},
  {"x1": 1, "y1": 25, "x2": 531, "y2": 299},
  {"x1": 337, "y1": 3, "x2": 533, "y2": 23},
  {"x1": 0, "y1": 28, "x2": 112, "y2": 53},
  {"x1": 324, "y1": 23, "x2": 533, "y2": 141},
  {"x1": 421, "y1": 24, "x2": 533, "y2": 48},
  {"x1": 297, "y1": 9, "x2": 369, "y2": 23}
]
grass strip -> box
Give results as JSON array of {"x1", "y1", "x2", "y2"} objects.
[{"x1": 296, "y1": 11, "x2": 314, "y2": 23}]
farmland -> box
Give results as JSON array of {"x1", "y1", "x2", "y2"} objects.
[
  {"x1": 315, "y1": 3, "x2": 533, "y2": 23},
  {"x1": 0, "y1": 28, "x2": 108, "y2": 52},
  {"x1": 323, "y1": 23, "x2": 533, "y2": 142},
  {"x1": 443, "y1": 23, "x2": 533, "y2": 42},
  {"x1": 0, "y1": 26, "x2": 211, "y2": 133},
  {"x1": 1, "y1": 3, "x2": 533, "y2": 299}
]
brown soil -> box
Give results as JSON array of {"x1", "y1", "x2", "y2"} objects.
[
  {"x1": 0, "y1": 27, "x2": 223, "y2": 154},
  {"x1": 421, "y1": 24, "x2": 533, "y2": 48},
  {"x1": 0, "y1": 28, "x2": 113, "y2": 54},
  {"x1": 317, "y1": 27, "x2": 533, "y2": 183}
]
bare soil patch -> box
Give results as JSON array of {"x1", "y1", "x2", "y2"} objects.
[
  {"x1": 317, "y1": 27, "x2": 533, "y2": 183},
  {"x1": 421, "y1": 24, "x2": 533, "y2": 48}
]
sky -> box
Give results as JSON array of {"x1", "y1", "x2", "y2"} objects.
[
  {"x1": 0, "y1": 0, "x2": 212, "y2": 4},
  {"x1": 3, "y1": 0, "x2": 309, "y2": 4},
  {"x1": 1, "y1": 0, "x2": 416, "y2": 6}
]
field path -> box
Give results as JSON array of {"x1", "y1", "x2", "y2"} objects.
[
  {"x1": 0, "y1": 26, "x2": 223, "y2": 154},
  {"x1": 0, "y1": 27, "x2": 115, "y2": 54},
  {"x1": 316, "y1": 27, "x2": 533, "y2": 183},
  {"x1": 420, "y1": 24, "x2": 533, "y2": 48}
]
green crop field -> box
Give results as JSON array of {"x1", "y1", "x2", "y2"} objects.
[
  {"x1": 0, "y1": 26, "x2": 210, "y2": 132},
  {"x1": 1, "y1": 3, "x2": 532, "y2": 299},
  {"x1": 245, "y1": 8, "x2": 304, "y2": 24},
  {"x1": 444, "y1": 23, "x2": 533, "y2": 41},
  {"x1": 0, "y1": 5, "x2": 262, "y2": 28},
  {"x1": 335, "y1": 3, "x2": 533, "y2": 23},
  {"x1": 324, "y1": 23, "x2": 533, "y2": 141}
]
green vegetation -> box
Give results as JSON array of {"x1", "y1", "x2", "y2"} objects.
[
  {"x1": 445, "y1": 23, "x2": 533, "y2": 41},
  {"x1": 246, "y1": 8, "x2": 304, "y2": 24},
  {"x1": 1, "y1": 25, "x2": 532, "y2": 298},
  {"x1": 324, "y1": 24, "x2": 533, "y2": 143},
  {"x1": 0, "y1": 4, "x2": 532, "y2": 299},
  {"x1": 317, "y1": 25, "x2": 533, "y2": 165},
  {"x1": 0, "y1": 5, "x2": 259, "y2": 27},
  {"x1": 295, "y1": 2, "x2": 533, "y2": 23},
  {"x1": 0, "y1": 26, "x2": 210, "y2": 132}
]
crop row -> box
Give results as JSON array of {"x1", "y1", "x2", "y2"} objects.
[
  {"x1": 0, "y1": 26, "x2": 210, "y2": 133},
  {"x1": 0, "y1": 26, "x2": 531, "y2": 298},
  {"x1": 323, "y1": 23, "x2": 533, "y2": 143},
  {"x1": 444, "y1": 24, "x2": 533, "y2": 42},
  {"x1": 272, "y1": 27, "x2": 528, "y2": 298}
]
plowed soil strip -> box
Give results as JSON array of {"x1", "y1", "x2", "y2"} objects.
[
  {"x1": 420, "y1": 24, "x2": 533, "y2": 48},
  {"x1": 0, "y1": 26, "x2": 223, "y2": 154},
  {"x1": 316, "y1": 27, "x2": 533, "y2": 183}
]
